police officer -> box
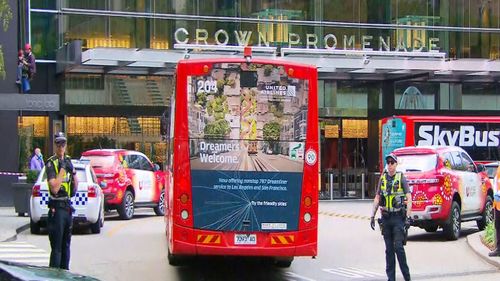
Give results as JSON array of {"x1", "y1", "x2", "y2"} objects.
[
  {"x1": 46, "y1": 132, "x2": 77, "y2": 269},
  {"x1": 370, "y1": 153, "x2": 412, "y2": 281}
]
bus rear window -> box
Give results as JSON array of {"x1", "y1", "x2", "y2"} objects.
[{"x1": 396, "y1": 154, "x2": 437, "y2": 172}]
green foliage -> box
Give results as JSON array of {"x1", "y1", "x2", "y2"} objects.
[
  {"x1": 0, "y1": 0, "x2": 12, "y2": 80},
  {"x1": 0, "y1": 0, "x2": 12, "y2": 32},
  {"x1": 26, "y1": 169, "x2": 39, "y2": 183},
  {"x1": 196, "y1": 91, "x2": 207, "y2": 107},
  {"x1": 207, "y1": 95, "x2": 228, "y2": 120},
  {"x1": 204, "y1": 119, "x2": 230, "y2": 139},
  {"x1": 484, "y1": 222, "x2": 495, "y2": 248},
  {"x1": 263, "y1": 122, "x2": 281, "y2": 152},
  {"x1": 0, "y1": 46, "x2": 4, "y2": 79},
  {"x1": 269, "y1": 101, "x2": 284, "y2": 118},
  {"x1": 263, "y1": 122, "x2": 281, "y2": 141}
]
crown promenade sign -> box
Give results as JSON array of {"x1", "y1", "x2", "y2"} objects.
[{"x1": 174, "y1": 27, "x2": 441, "y2": 54}]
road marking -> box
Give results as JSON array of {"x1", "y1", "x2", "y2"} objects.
[
  {"x1": 0, "y1": 242, "x2": 49, "y2": 266},
  {"x1": 323, "y1": 267, "x2": 385, "y2": 278},
  {"x1": 319, "y1": 211, "x2": 371, "y2": 221},
  {"x1": 284, "y1": 272, "x2": 317, "y2": 281}
]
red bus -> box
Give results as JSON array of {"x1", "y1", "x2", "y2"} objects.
[
  {"x1": 164, "y1": 51, "x2": 319, "y2": 267},
  {"x1": 381, "y1": 115, "x2": 500, "y2": 167}
]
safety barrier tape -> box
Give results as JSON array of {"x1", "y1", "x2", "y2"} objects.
[{"x1": 0, "y1": 172, "x2": 26, "y2": 176}]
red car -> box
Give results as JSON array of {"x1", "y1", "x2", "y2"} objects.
[
  {"x1": 392, "y1": 146, "x2": 494, "y2": 240},
  {"x1": 81, "y1": 149, "x2": 166, "y2": 220}
]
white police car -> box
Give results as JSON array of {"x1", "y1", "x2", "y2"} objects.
[{"x1": 29, "y1": 159, "x2": 105, "y2": 234}]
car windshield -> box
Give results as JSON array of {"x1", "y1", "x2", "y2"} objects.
[
  {"x1": 76, "y1": 168, "x2": 87, "y2": 183},
  {"x1": 81, "y1": 155, "x2": 115, "y2": 169},
  {"x1": 485, "y1": 165, "x2": 498, "y2": 179},
  {"x1": 396, "y1": 154, "x2": 437, "y2": 173}
]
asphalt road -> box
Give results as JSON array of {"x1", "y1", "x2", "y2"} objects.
[{"x1": 13, "y1": 201, "x2": 500, "y2": 281}]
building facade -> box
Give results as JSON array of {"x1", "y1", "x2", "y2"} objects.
[{"x1": 2, "y1": 0, "x2": 500, "y2": 200}]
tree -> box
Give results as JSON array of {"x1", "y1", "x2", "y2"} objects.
[
  {"x1": 204, "y1": 119, "x2": 230, "y2": 139},
  {"x1": 0, "y1": 0, "x2": 12, "y2": 79},
  {"x1": 263, "y1": 122, "x2": 281, "y2": 152}
]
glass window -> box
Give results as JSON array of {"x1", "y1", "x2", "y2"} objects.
[
  {"x1": 138, "y1": 156, "x2": 153, "y2": 171},
  {"x1": 82, "y1": 155, "x2": 116, "y2": 169},
  {"x1": 31, "y1": 12, "x2": 57, "y2": 59},
  {"x1": 462, "y1": 83, "x2": 500, "y2": 110},
  {"x1": 441, "y1": 152, "x2": 454, "y2": 170},
  {"x1": 75, "y1": 168, "x2": 88, "y2": 183},
  {"x1": 31, "y1": 0, "x2": 57, "y2": 9},
  {"x1": 395, "y1": 82, "x2": 436, "y2": 110},
  {"x1": 450, "y1": 151, "x2": 464, "y2": 171},
  {"x1": 397, "y1": 154, "x2": 437, "y2": 173},
  {"x1": 460, "y1": 151, "x2": 475, "y2": 172}
]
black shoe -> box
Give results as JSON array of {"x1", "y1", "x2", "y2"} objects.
[{"x1": 488, "y1": 250, "x2": 500, "y2": 257}]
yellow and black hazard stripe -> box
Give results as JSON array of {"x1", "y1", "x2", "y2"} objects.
[
  {"x1": 270, "y1": 235, "x2": 294, "y2": 245},
  {"x1": 196, "y1": 234, "x2": 221, "y2": 244}
]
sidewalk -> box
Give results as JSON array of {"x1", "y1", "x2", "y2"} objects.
[
  {"x1": 0, "y1": 207, "x2": 30, "y2": 242},
  {"x1": 466, "y1": 231, "x2": 500, "y2": 269}
]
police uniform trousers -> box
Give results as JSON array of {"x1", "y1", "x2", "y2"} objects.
[
  {"x1": 47, "y1": 202, "x2": 72, "y2": 269},
  {"x1": 495, "y1": 208, "x2": 500, "y2": 251},
  {"x1": 381, "y1": 212, "x2": 411, "y2": 281}
]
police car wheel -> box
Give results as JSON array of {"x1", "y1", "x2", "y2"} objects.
[
  {"x1": 30, "y1": 219, "x2": 40, "y2": 235},
  {"x1": 90, "y1": 214, "x2": 101, "y2": 234}
]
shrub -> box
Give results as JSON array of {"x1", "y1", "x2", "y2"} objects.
[
  {"x1": 483, "y1": 222, "x2": 495, "y2": 250},
  {"x1": 26, "y1": 169, "x2": 40, "y2": 183}
]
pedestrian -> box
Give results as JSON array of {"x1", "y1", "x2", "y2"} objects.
[
  {"x1": 370, "y1": 153, "x2": 412, "y2": 281},
  {"x1": 489, "y1": 165, "x2": 500, "y2": 257},
  {"x1": 29, "y1": 147, "x2": 44, "y2": 171},
  {"x1": 24, "y1": 43, "x2": 36, "y2": 80},
  {"x1": 16, "y1": 49, "x2": 27, "y2": 85},
  {"x1": 46, "y1": 132, "x2": 77, "y2": 270}
]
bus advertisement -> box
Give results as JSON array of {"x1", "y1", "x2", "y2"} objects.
[
  {"x1": 381, "y1": 115, "x2": 500, "y2": 167},
  {"x1": 165, "y1": 54, "x2": 318, "y2": 267}
]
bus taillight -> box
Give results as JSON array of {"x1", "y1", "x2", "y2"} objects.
[
  {"x1": 304, "y1": 196, "x2": 312, "y2": 207},
  {"x1": 180, "y1": 193, "x2": 189, "y2": 204}
]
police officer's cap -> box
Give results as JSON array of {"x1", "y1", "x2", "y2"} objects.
[
  {"x1": 54, "y1": 132, "x2": 67, "y2": 144},
  {"x1": 385, "y1": 153, "x2": 397, "y2": 162}
]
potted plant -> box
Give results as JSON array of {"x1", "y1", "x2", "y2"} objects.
[{"x1": 12, "y1": 169, "x2": 39, "y2": 216}]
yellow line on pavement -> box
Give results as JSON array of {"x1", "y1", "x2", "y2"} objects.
[
  {"x1": 319, "y1": 211, "x2": 371, "y2": 221},
  {"x1": 106, "y1": 221, "x2": 139, "y2": 237}
]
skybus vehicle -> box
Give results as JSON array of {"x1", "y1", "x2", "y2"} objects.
[
  {"x1": 164, "y1": 49, "x2": 319, "y2": 267},
  {"x1": 381, "y1": 115, "x2": 500, "y2": 168}
]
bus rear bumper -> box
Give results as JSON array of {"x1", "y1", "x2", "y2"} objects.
[{"x1": 170, "y1": 224, "x2": 317, "y2": 257}]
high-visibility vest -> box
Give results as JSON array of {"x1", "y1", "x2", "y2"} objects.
[
  {"x1": 494, "y1": 167, "x2": 500, "y2": 211},
  {"x1": 47, "y1": 155, "x2": 72, "y2": 199},
  {"x1": 380, "y1": 172, "x2": 405, "y2": 213}
]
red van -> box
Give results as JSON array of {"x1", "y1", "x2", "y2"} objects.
[
  {"x1": 81, "y1": 149, "x2": 166, "y2": 220},
  {"x1": 392, "y1": 146, "x2": 494, "y2": 240}
]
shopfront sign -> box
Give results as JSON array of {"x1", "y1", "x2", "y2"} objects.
[
  {"x1": 174, "y1": 27, "x2": 441, "y2": 54},
  {"x1": 0, "y1": 94, "x2": 59, "y2": 111}
]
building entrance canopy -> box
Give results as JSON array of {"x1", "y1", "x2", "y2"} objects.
[{"x1": 70, "y1": 45, "x2": 500, "y2": 82}]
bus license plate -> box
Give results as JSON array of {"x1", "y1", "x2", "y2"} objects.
[{"x1": 234, "y1": 234, "x2": 257, "y2": 245}]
